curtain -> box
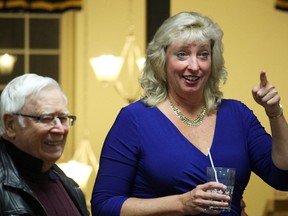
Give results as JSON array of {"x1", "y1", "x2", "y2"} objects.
[
  {"x1": 0, "y1": 0, "x2": 82, "y2": 13},
  {"x1": 275, "y1": 0, "x2": 288, "y2": 11}
]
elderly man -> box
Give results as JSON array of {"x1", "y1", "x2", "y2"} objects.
[{"x1": 0, "y1": 73, "x2": 89, "y2": 215}]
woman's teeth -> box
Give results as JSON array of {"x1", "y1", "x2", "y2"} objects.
[{"x1": 183, "y1": 75, "x2": 199, "y2": 81}]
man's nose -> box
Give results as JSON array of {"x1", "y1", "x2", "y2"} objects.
[{"x1": 51, "y1": 118, "x2": 66, "y2": 133}]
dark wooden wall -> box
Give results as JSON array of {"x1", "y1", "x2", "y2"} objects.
[{"x1": 146, "y1": 0, "x2": 170, "y2": 45}]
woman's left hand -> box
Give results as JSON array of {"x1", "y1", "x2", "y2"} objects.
[{"x1": 252, "y1": 70, "x2": 282, "y2": 118}]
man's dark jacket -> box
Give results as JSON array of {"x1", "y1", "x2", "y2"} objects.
[{"x1": 0, "y1": 139, "x2": 90, "y2": 216}]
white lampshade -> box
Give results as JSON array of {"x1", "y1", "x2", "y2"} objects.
[
  {"x1": 0, "y1": 53, "x2": 17, "y2": 74},
  {"x1": 58, "y1": 160, "x2": 92, "y2": 190},
  {"x1": 136, "y1": 57, "x2": 145, "y2": 71},
  {"x1": 90, "y1": 55, "x2": 123, "y2": 82},
  {"x1": 57, "y1": 138, "x2": 98, "y2": 191}
]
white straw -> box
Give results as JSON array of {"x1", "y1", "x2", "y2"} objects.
[{"x1": 207, "y1": 147, "x2": 219, "y2": 182}]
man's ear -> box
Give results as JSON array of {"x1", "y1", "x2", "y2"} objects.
[{"x1": 3, "y1": 113, "x2": 17, "y2": 138}]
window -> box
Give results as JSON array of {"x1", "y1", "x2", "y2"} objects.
[{"x1": 0, "y1": 13, "x2": 60, "y2": 91}]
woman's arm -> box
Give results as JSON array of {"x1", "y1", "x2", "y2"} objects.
[
  {"x1": 252, "y1": 71, "x2": 288, "y2": 169},
  {"x1": 120, "y1": 183, "x2": 229, "y2": 216},
  {"x1": 268, "y1": 109, "x2": 288, "y2": 169}
]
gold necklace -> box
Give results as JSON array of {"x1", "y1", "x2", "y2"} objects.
[{"x1": 170, "y1": 101, "x2": 206, "y2": 127}]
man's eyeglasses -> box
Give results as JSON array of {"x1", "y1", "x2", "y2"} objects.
[{"x1": 13, "y1": 113, "x2": 76, "y2": 128}]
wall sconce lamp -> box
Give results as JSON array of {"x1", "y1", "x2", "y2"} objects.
[
  {"x1": 0, "y1": 53, "x2": 17, "y2": 74},
  {"x1": 89, "y1": 55, "x2": 123, "y2": 82},
  {"x1": 58, "y1": 138, "x2": 98, "y2": 191},
  {"x1": 89, "y1": 26, "x2": 145, "y2": 104}
]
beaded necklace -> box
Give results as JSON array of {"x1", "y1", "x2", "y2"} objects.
[{"x1": 170, "y1": 101, "x2": 206, "y2": 127}]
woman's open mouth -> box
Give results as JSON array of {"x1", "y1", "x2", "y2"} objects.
[{"x1": 182, "y1": 75, "x2": 200, "y2": 81}]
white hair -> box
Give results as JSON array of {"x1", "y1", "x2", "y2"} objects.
[
  {"x1": 0, "y1": 73, "x2": 67, "y2": 135},
  {"x1": 140, "y1": 11, "x2": 227, "y2": 113}
]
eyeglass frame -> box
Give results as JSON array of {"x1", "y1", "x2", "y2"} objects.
[{"x1": 13, "y1": 113, "x2": 76, "y2": 128}]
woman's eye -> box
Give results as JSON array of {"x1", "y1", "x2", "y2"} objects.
[
  {"x1": 176, "y1": 51, "x2": 187, "y2": 58},
  {"x1": 199, "y1": 51, "x2": 209, "y2": 59}
]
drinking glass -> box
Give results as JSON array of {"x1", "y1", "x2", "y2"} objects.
[{"x1": 206, "y1": 167, "x2": 236, "y2": 212}]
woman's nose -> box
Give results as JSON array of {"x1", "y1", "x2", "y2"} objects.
[{"x1": 187, "y1": 57, "x2": 199, "y2": 71}]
